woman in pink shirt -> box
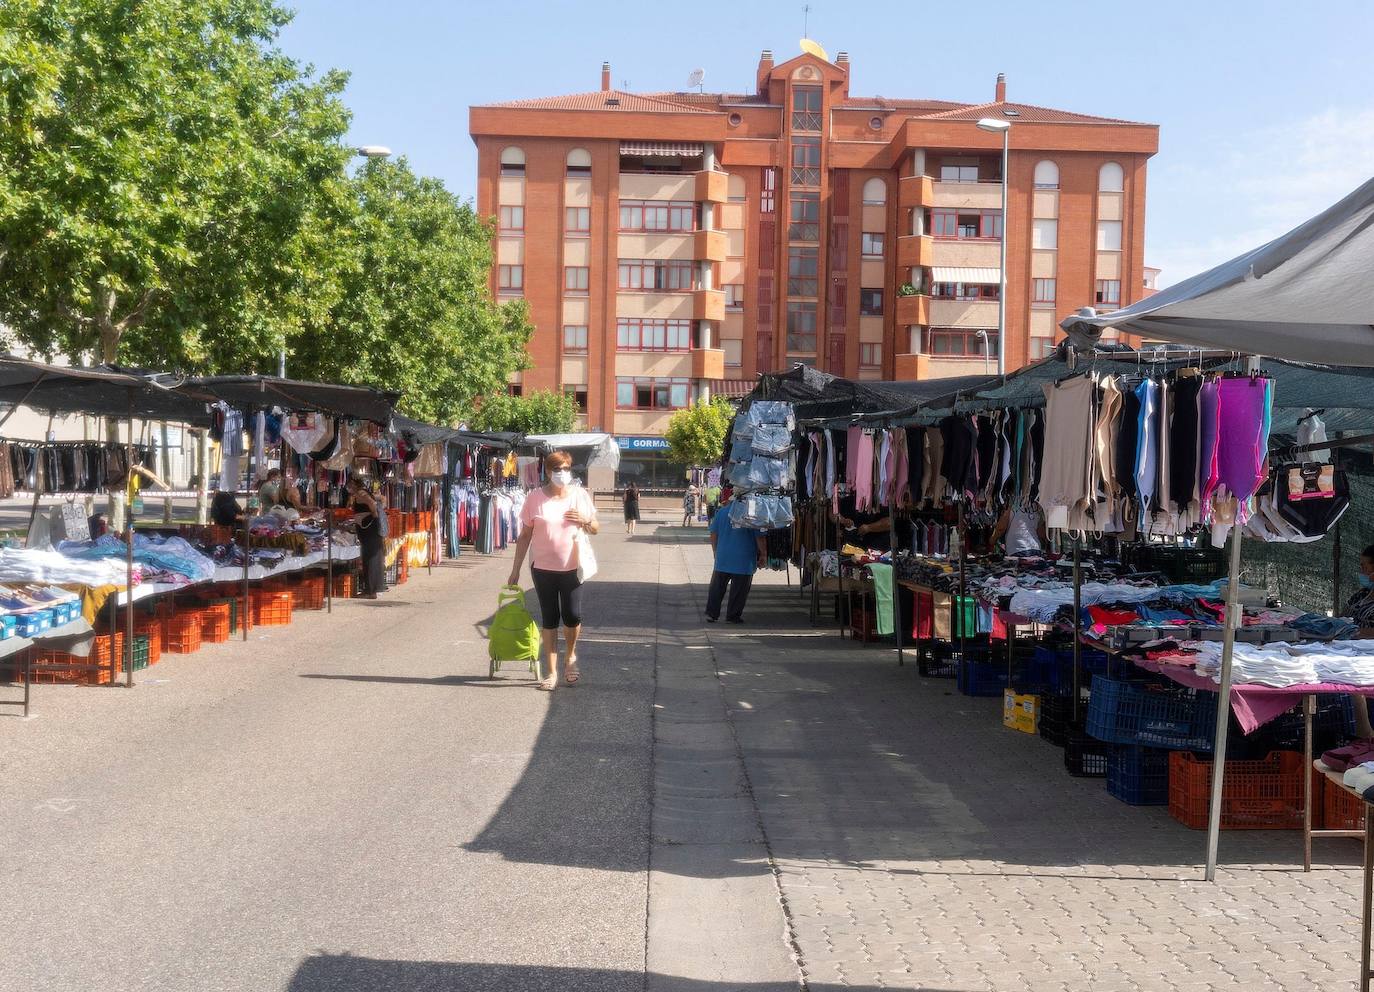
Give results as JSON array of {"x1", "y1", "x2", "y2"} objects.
[{"x1": 508, "y1": 450, "x2": 599, "y2": 690}]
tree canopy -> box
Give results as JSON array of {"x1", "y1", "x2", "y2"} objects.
[
  {"x1": 664, "y1": 398, "x2": 734, "y2": 467},
  {"x1": 468, "y1": 389, "x2": 577, "y2": 435}
]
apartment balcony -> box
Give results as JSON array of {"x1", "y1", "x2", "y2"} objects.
[
  {"x1": 617, "y1": 230, "x2": 695, "y2": 261},
  {"x1": 928, "y1": 298, "x2": 1000, "y2": 329},
  {"x1": 896, "y1": 234, "x2": 934, "y2": 269},
  {"x1": 894, "y1": 293, "x2": 929, "y2": 327},
  {"x1": 694, "y1": 229, "x2": 728, "y2": 263},
  {"x1": 931, "y1": 238, "x2": 1002, "y2": 269},
  {"x1": 898, "y1": 174, "x2": 935, "y2": 210},
  {"x1": 695, "y1": 170, "x2": 728, "y2": 203},
  {"x1": 893, "y1": 353, "x2": 994, "y2": 381},
  {"x1": 931, "y1": 180, "x2": 1004, "y2": 210},
  {"x1": 693, "y1": 289, "x2": 725, "y2": 321},
  {"x1": 618, "y1": 172, "x2": 695, "y2": 201},
  {"x1": 691, "y1": 347, "x2": 725, "y2": 379}
]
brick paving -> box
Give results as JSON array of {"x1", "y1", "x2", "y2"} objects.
[{"x1": 676, "y1": 540, "x2": 1368, "y2": 992}]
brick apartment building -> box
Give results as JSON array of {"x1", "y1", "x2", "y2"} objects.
[{"x1": 469, "y1": 47, "x2": 1159, "y2": 484}]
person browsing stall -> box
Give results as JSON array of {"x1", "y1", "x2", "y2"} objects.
[
  {"x1": 508, "y1": 450, "x2": 599, "y2": 691},
  {"x1": 346, "y1": 476, "x2": 387, "y2": 599},
  {"x1": 706, "y1": 494, "x2": 767, "y2": 624}
]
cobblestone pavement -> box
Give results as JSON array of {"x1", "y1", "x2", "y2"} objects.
[{"x1": 675, "y1": 541, "x2": 1367, "y2": 992}]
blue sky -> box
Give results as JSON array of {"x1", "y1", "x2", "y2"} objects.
[{"x1": 281, "y1": 0, "x2": 1374, "y2": 287}]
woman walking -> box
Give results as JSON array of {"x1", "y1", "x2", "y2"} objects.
[
  {"x1": 622, "y1": 481, "x2": 641, "y2": 537},
  {"x1": 347, "y1": 476, "x2": 387, "y2": 599},
  {"x1": 682, "y1": 483, "x2": 700, "y2": 527},
  {"x1": 508, "y1": 450, "x2": 599, "y2": 690}
]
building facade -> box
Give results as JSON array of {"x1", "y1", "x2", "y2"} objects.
[{"x1": 469, "y1": 48, "x2": 1159, "y2": 463}]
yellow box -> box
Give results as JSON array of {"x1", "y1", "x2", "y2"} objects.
[{"x1": 1003, "y1": 689, "x2": 1040, "y2": 734}]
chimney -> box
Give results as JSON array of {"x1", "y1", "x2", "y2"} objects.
[
  {"x1": 601, "y1": 61, "x2": 612, "y2": 92},
  {"x1": 757, "y1": 49, "x2": 774, "y2": 93},
  {"x1": 995, "y1": 72, "x2": 1006, "y2": 103},
  {"x1": 836, "y1": 51, "x2": 849, "y2": 70}
]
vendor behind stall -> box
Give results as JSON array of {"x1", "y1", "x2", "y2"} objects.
[
  {"x1": 258, "y1": 468, "x2": 306, "y2": 512},
  {"x1": 832, "y1": 494, "x2": 893, "y2": 552},
  {"x1": 993, "y1": 502, "x2": 1047, "y2": 557}
]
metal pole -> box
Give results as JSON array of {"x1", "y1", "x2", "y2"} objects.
[
  {"x1": 1334, "y1": 517, "x2": 1344, "y2": 616},
  {"x1": 125, "y1": 397, "x2": 135, "y2": 688},
  {"x1": 1304, "y1": 694, "x2": 1315, "y2": 872},
  {"x1": 996, "y1": 127, "x2": 1008, "y2": 378},
  {"x1": 1204, "y1": 524, "x2": 1245, "y2": 882},
  {"x1": 889, "y1": 495, "x2": 902, "y2": 666},
  {"x1": 957, "y1": 500, "x2": 967, "y2": 659},
  {"x1": 1072, "y1": 538, "x2": 1083, "y2": 723},
  {"x1": 326, "y1": 500, "x2": 334, "y2": 614}
]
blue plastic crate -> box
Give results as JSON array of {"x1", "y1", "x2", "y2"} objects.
[
  {"x1": 1026, "y1": 646, "x2": 1113, "y2": 696},
  {"x1": 957, "y1": 657, "x2": 1011, "y2": 697},
  {"x1": 1085, "y1": 675, "x2": 1217, "y2": 751},
  {"x1": 1107, "y1": 745, "x2": 1171, "y2": 805},
  {"x1": 0, "y1": 614, "x2": 15, "y2": 640}
]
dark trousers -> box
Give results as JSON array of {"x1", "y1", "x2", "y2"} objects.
[{"x1": 706, "y1": 570, "x2": 753, "y2": 621}]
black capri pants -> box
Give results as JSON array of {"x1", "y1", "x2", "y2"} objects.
[{"x1": 530, "y1": 567, "x2": 584, "y2": 629}]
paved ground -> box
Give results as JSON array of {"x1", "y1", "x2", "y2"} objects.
[{"x1": 1, "y1": 512, "x2": 1368, "y2": 991}]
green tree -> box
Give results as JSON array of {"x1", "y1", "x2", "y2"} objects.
[
  {"x1": 664, "y1": 397, "x2": 734, "y2": 467},
  {"x1": 0, "y1": 0, "x2": 354, "y2": 370},
  {"x1": 293, "y1": 158, "x2": 533, "y2": 424},
  {"x1": 469, "y1": 389, "x2": 577, "y2": 435}
]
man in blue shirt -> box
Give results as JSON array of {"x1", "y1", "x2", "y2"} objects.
[{"x1": 706, "y1": 496, "x2": 767, "y2": 624}]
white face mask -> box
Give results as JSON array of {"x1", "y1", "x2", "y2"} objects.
[{"x1": 550, "y1": 470, "x2": 573, "y2": 487}]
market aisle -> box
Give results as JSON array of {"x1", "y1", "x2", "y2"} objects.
[
  {"x1": 0, "y1": 520, "x2": 672, "y2": 991},
  {"x1": 676, "y1": 544, "x2": 1369, "y2": 992}
]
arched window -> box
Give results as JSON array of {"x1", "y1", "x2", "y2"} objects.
[
  {"x1": 566, "y1": 148, "x2": 591, "y2": 177},
  {"x1": 1033, "y1": 160, "x2": 1059, "y2": 190},
  {"x1": 500, "y1": 146, "x2": 525, "y2": 177},
  {"x1": 1099, "y1": 161, "x2": 1124, "y2": 192},
  {"x1": 862, "y1": 177, "x2": 887, "y2": 205}
]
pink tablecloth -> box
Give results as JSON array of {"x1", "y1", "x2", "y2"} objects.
[{"x1": 1136, "y1": 659, "x2": 1374, "y2": 734}]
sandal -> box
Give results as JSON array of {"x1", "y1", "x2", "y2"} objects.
[
  {"x1": 565, "y1": 658, "x2": 581, "y2": 685},
  {"x1": 537, "y1": 672, "x2": 558, "y2": 691}
]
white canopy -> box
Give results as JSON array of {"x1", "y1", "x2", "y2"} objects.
[{"x1": 524, "y1": 432, "x2": 621, "y2": 470}]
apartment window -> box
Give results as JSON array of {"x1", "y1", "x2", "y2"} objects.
[
  {"x1": 499, "y1": 146, "x2": 525, "y2": 177},
  {"x1": 723, "y1": 339, "x2": 743, "y2": 367},
  {"x1": 786, "y1": 301, "x2": 818, "y2": 353},
  {"x1": 617, "y1": 258, "x2": 693, "y2": 292},
  {"x1": 760, "y1": 168, "x2": 777, "y2": 213},
  {"x1": 861, "y1": 232, "x2": 885, "y2": 258},
  {"x1": 923, "y1": 327, "x2": 997, "y2": 357},
  {"x1": 930, "y1": 209, "x2": 1001, "y2": 240},
  {"x1": 860, "y1": 343, "x2": 882, "y2": 367},
  {"x1": 619, "y1": 199, "x2": 695, "y2": 232},
  {"x1": 1097, "y1": 220, "x2": 1123, "y2": 251},
  {"x1": 562, "y1": 324, "x2": 588, "y2": 354},
  {"x1": 616, "y1": 376, "x2": 690, "y2": 409},
  {"x1": 498, "y1": 205, "x2": 524, "y2": 232},
  {"x1": 1029, "y1": 336, "x2": 1058, "y2": 360},
  {"x1": 939, "y1": 159, "x2": 979, "y2": 183},
  {"x1": 724, "y1": 284, "x2": 744, "y2": 310},
  {"x1": 1095, "y1": 279, "x2": 1121, "y2": 305},
  {"x1": 931, "y1": 282, "x2": 999, "y2": 301},
  {"x1": 563, "y1": 384, "x2": 589, "y2": 412},
  {"x1": 497, "y1": 264, "x2": 523, "y2": 294},
  {"x1": 787, "y1": 246, "x2": 819, "y2": 297},
  {"x1": 788, "y1": 191, "x2": 820, "y2": 242},
  {"x1": 616, "y1": 317, "x2": 693, "y2": 352},
  {"x1": 1032, "y1": 278, "x2": 1056, "y2": 304},
  {"x1": 1099, "y1": 161, "x2": 1125, "y2": 192},
  {"x1": 727, "y1": 173, "x2": 746, "y2": 202},
  {"x1": 790, "y1": 137, "x2": 821, "y2": 186},
  {"x1": 564, "y1": 207, "x2": 590, "y2": 234},
  {"x1": 566, "y1": 147, "x2": 592, "y2": 177},
  {"x1": 507, "y1": 383, "x2": 523, "y2": 397},
  {"x1": 791, "y1": 86, "x2": 822, "y2": 131},
  {"x1": 1033, "y1": 160, "x2": 1060, "y2": 190},
  {"x1": 1032, "y1": 219, "x2": 1058, "y2": 250},
  {"x1": 859, "y1": 288, "x2": 884, "y2": 316},
  {"x1": 862, "y1": 177, "x2": 887, "y2": 205},
  {"x1": 564, "y1": 266, "x2": 590, "y2": 295}
]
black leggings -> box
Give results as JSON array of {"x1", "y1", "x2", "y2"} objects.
[{"x1": 530, "y1": 567, "x2": 584, "y2": 629}]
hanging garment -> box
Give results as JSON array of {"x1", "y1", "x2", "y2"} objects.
[
  {"x1": 1037, "y1": 376, "x2": 1096, "y2": 531},
  {"x1": 925, "y1": 427, "x2": 946, "y2": 504},
  {"x1": 854, "y1": 431, "x2": 875, "y2": 510},
  {"x1": 1198, "y1": 378, "x2": 1222, "y2": 516},
  {"x1": 1214, "y1": 376, "x2": 1272, "y2": 520},
  {"x1": 1094, "y1": 376, "x2": 1123, "y2": 509},
  {"x1": 1155, "y1": 379, "x2": 1174, "y2": 519},
  {"x1": 1169, "y1": 375, "x2": 1203, "y2": 518},
  {"x1": 891, "y1": 430, "x2": 909, "y2": 507},
  {"x1": 845, "y1": 426, "x2": 862, "y2": 492},
  {"x1": 1133, "y1": 379, "x2": 1160, "y2": 524},
  {"x1": 905, "y1": 427, "x2": 925, "y2": 504}
]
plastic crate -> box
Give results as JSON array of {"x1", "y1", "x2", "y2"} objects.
[
  {"x1": 1026, "y1": 646, "x2": 1113, "y2": 697},
  {"x1": 1323, "y1": 778, "x2": 1365, "y2": 831},
  {"x1": 16, "y1": 610, "x2": 49, "y2": 638},
  {"x1": 252, "y1": 590, "x2": 293, "y2": 627},
  {"x1": 1255, "y1": 696, "x2": 1356, "y2": 753},
  {"x1": 164, "y1": 614, "x2": 202, "y2": 654},
  {"x1": 331, "y1": 572, "x2": 355, "y2": 599},
  {"x1": 1125, "y1": 543, "x2": 1226, "y2": 583},
  {"x1": 958, "y1": 657, "x2": 1011, "y2": 697},
  {"x1": 1064, "y1": 731, "x2": 1110, "y2": 777},
  {"x1": 1168, "y1": 750, "x2": 1310, "y2": 830},
  {"x1": 197, "y1": 602, "x2": 233, "y2": 644},
  {"x1": 291, "y1": 575, "x2": 326, "y2": 611},
  {"x1": 849, "y1": 607, "x2": 882, "y2": 642},
  {"x1": 1038, "y1": 694, "x2": 1079, "y2": 748},
  {"x1": 129, "y1": 633, "x2": 151, "y2": 672},
  {"x1": 1107, "y1": 745, "x2": 1171, "y2": 805},
  {"x1": 1085, "y1": 675, "x2": 1216, "y2": 751},
  {"x1": 0, "y1": 614, "x2": 16, "y2": 640},
  {"x1": 134, "y1": 619, "x2": 162, "y2": 665}
]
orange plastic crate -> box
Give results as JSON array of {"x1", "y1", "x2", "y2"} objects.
[
  {"x1": 197, "y1": 602, "x2": 233, "y2": 644},
  {"x1": 1323, "y1": 776, "x2": 1366, "y2": 830},
  {"x1": 252, "y1": 590, "x2": 293, "y2": 627},
  {"x1": 331, "y1": 573, "x2": 355, "y2": 599},
  {"x1": 164, "y1": 614, "x2": 202, "y2": 654},
  {"x1": 1168, "y1": 750, "x2": 1313, "y2": 830},
  {"x1": 134, "y1": 620, "x2": 163, "y2": 665},
  {"x1": 33, "y1": 633, "x2": 124, "y2": 684},
  {"x1": 293, "y1": 576, "x2": 326, "y2": 611}
]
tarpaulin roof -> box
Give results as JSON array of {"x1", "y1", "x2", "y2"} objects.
[
  {"x1": 523, "y1": 432, "x2": 621, "y2": 470},
  {"x1": 391, "y1": 415, "x2": 519, "y2": 449},
  {"x1": 1060, "y1": 176, "x2": 1374, "y2": 365},
  {"x1": 744, "y1": 366, "x2": 1001, "y2": 423},
  {"x1": 170, "y1": 375, "x2": 398, "y2": 423},
  {"x1": 0, "y1": 356, "x2": 212, "y2": 424}
]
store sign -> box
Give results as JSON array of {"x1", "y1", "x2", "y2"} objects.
[{"x1": 616, "y1": 436, "x2": 670, "y2": 451}]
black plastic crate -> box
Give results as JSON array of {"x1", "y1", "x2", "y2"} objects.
[
  {"x1": 1065, "y1": 731, "x2": 1111, "y2": 778},
  {"x1": 1107, "y1": 745, "x2": 1170, "y2": 805}
]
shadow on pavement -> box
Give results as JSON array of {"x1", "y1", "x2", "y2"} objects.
[{"x1": 299, "y1": 673, "x2": 533, "y2": 688}]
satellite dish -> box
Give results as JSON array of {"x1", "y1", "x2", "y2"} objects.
[
  {"x1": 687, "y1": 68, "x2": 705, "y2": 91},
  {"x1": 800, "y1": 38, "x2": 828, "y2": 61}
]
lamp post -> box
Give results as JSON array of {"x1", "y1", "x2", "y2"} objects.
[
  {"x1": 976, "y1": 329, "x2": 991, "y2": 375},
  {"x1": 278, "y1": 145, "x2": 393, "y2": 379},
  {"x1": 975, "y1": 118, "x2": 1011, "y2": 377}
]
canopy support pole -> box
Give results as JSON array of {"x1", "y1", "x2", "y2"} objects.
[
  {"x1": 326, "y1": 498, "x2": 334, "y2": 614},
  {"x1": 124, "y1": 393, "x2": 135, "y2": 689},
  {"x1": 1204, "y1": 524, "x2": 1244, "y2": 881},
  {"x1": 1072, "y1": 537, "x2": 1083, "y2": 723},
  {"x1": 889, "y1": 495, "x2": 902, "y2": 666}
]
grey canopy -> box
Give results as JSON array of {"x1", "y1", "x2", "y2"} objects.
[{"x1": 1061, "y1": 176, "x2": 1374, "y2": 365}]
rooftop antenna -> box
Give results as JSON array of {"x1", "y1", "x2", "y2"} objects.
[
  {"x1": 687, "y1": 68, "x2": 705, "y2": 93},
  {"x1": 803, "y1": 3, "x2": 810, "y2": 36}
]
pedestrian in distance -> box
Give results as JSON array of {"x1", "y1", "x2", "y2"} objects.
[
  {"x1": 346, "y1": 476, "x2": 387, "y2": 600},
  {"x1": 705, "y1": 492, "x2": 767, "y2": 624},
  {"x1": 508, "y1": 450, "x2": 599, "y2": 691},
  {"x1": 682, "y1": 483, "x2": 700, "y2": 528},
  {"x1": 622, "y1": 481, "x2": 641, "y2": 537}
]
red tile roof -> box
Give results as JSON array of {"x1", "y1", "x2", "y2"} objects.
[
  {"x1": 913, "y1": 100, "x2": 1150, "y2": 126},
  {"x1": 481, "y1": 90, "x2": 719, "y2": 114}
]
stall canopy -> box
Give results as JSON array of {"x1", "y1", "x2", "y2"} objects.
[
  {"x1": 524, "y1": 432, "x2": 621, "y2": 471},
  {"x1": 1061, "y1": 176, "x2": 1374, "y2": 366},
  {"x1": 747, "y1": 365, "x2": 999, "y2": 423},
  {"x1": 390, "y1": 414, "x2": 520, "y2": 450},
  {"x1": 169, "y1": 374, "x2": 399, "y2": 424},
  {"x1": 0, "y1": 355, "x2": 212, "y2": 424}
]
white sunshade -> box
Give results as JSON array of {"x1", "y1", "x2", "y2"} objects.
[
  {"x1": 931, "y1": 266, "x2": 1001, "y2": 284},
  {"x1": 620, "y1": 141, "x2": 703, "y2": 157}
]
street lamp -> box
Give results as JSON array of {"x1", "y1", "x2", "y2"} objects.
[
  {"x1": 975, "y1": 329, "x2": 991, "y2": 375},
  {"x1": 278, "y1": 145, "x2": 393, "y2": 378},
  {"x1": 975, "y1": 117, "x2": 1011, "y2": 377}
]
